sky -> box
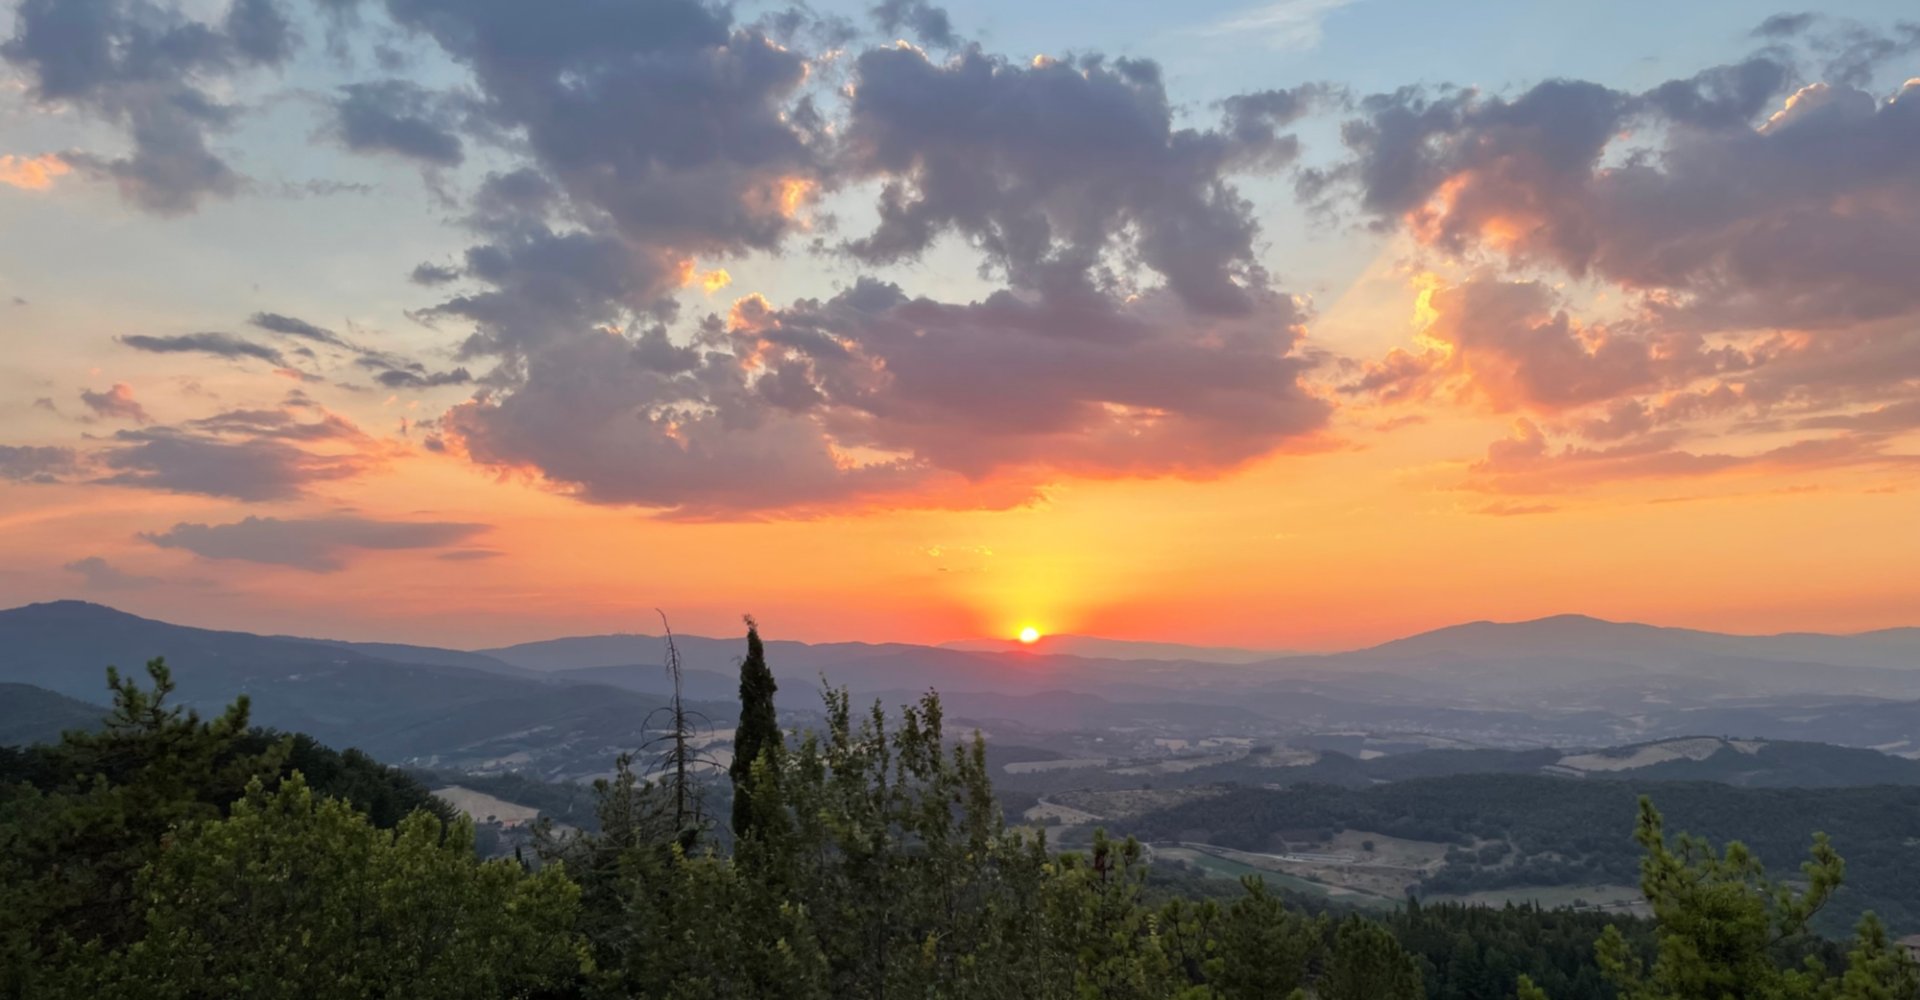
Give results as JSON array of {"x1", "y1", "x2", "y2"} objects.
[{"x1": 1, "y1": 0, "x2": 1916, "y2": 649}]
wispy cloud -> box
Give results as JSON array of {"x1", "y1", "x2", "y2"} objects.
[{"x1": 1189, "y1": 0, "x2": 1357, "y2": 50}]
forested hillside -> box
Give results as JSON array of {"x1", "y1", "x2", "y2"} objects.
[
  {"x1": 1123, "y1": 775, "x2": 1920, "y2": 934},
  {"x1": 4, "y1": 632, "x2": 1918, "y2": 999}
]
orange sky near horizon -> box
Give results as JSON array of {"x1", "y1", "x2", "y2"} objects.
[
  {"x1": 5, "y1": 251, "x2": 1913, "y2": 651},
  {"x1": 2, "y1": 2, "x2": 1917, "y2": 650}
]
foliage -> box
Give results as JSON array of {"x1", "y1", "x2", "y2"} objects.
[
  {"x1": 1594, "y1": 796, "x2": 1918, "y2": 1000},
  {"x1": 729, "y1": 615, "x2": 782, "y2": 843},
  {"x1": 0, "y1": 659, "x2": 285, "y2": 996},
  {"x1": 11, "y1": 642, "x2": 1920, "y2": 1000},
  {"x1": 1388, "y1": 899, "x2": 1654, "y2": 1000},
  {"x1": 1321, "y1": 916, "x2": 1426, "y2": 1000},
  {"x1": 77, "y1": 774, "x2": 583, "y2": 1000}
]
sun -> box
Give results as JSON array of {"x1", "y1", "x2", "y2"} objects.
[{"x1": 1017, "y1": 626, "x2": 1041, "y2": 644}]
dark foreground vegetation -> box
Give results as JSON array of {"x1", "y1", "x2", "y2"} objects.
[{"x1": 3, "y1": 625, "x2": 1918, "y2": 999}]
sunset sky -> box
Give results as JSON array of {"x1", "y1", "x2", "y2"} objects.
[{"x1": 2, "y1": 0, "x2": 1916, "y2": 648}]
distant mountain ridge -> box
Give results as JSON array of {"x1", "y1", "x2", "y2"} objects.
[
  {"x1": 939, "y1": 634, "x2": 1287, "y2": 664},
  {"x1": 8, "y1": 601, "x2": 1920, "y2": 775}
]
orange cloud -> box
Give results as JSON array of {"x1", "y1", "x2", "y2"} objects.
[{"x1": 0, "y1": 153, "x2": 71, "y2": 191}]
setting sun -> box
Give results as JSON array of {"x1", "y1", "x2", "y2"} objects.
[{"x1": 1018, "y1": 626, "x2": 1041, "y2": 644}]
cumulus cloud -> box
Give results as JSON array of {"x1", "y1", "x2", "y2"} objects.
[
  {"x1": 62, "y1": 556, "x2": 162, "y2": 591},
  {"x1": 442, "y1": 274, "x2": 1329, "y2": 516},
  {"x1": 840, "y1": 47, "x2": 1318, "y2": 315},
  {"x1": 378, "y1": 0, "x2": 823, "y2": 263},
  {"x1": 0, "y1": 0, "x2": 298, "y2": 212},
  {"x1": 1322, "y1": 34, "x2": 1920, "y2": 492},
  {"x1": 304, "y1": 3, "x2": 1331, "y2": 516},
  {"x1": 79, "y1": 383, "x2": 152, "y2": 423},
  {"x1": 329, "y1": 79, "x2": 467, "y2": 166},
  {"x1": 870, "y1": 0, "x2": 956, "y2": 48},
  {"x1": 141, "y1": 515, "x2": 487, "y2": 571},
  {"x1": 1324, "y1": 60, "x2": 1920, "y2": 332}
]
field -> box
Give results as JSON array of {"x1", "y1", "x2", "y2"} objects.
[
  {"x1": 1155, "y1": 846, "x2": 1396, "y2": 910},
  {"x1": 1003, "y1": 757, "x2": 1111, "y2": 774},
  {"x1": 434, "y1": 786, "x2": 542, "y2": 828}
]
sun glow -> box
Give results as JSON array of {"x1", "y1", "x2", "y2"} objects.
[{"x1": 1017, "y1": 626, "x2": 1041, "y2": 644}]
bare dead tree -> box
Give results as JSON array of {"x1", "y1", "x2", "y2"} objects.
[{"x1": 641, "y1": 610, "x2": 723, "y2": 847}]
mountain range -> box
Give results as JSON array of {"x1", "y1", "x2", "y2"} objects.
[{"x1": 4, "y1": 600, "x2": 1919, "y2": 778}]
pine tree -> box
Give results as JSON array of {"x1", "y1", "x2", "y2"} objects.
[
  {"x1": 1321, "y1": 916, "x2": 1426, "y2": 1000},
  {"x1": 1596, "y1": 795, "x2": 1920, "y2": 1000},
  {"x1": 1206, "y1": 877, "x2": 1318, "y2": 998},
  {"x1": 730, "y1": 615, "x2": 782, "y2": 842},
  {"x1": 0, "y1": 659, "x2": 286, "y2": 998}
]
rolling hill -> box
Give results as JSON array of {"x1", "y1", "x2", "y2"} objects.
[
  {"x1": 0, "y1": 683, "x2": 105, "y2": 745},
  {"x1": 0, "y1": 602, "x2": 725, "y2": 776}
]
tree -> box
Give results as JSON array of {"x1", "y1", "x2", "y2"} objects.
[
  {"x1": 644, "y1": 611, "x2": 717, "y2": 848},
  {"x1": 0, "y1": 659, "x2": 285, "y2": 998},
  {"x1": 1204, "y1": 877, "x2": 1317, "y2": 998},
  {"x1": 730, "y1": 614, "x2": 782, "y2": 842},
  {"x1": 83, "y1": 772, "x2": 583, "y2": 1000},
  {"x1": 1320, "y1": 916, "x2": 1425, "y2": 1000},
  {"x1": 1596, "y1": 795, "x2": 1919, "y2": 1000}
]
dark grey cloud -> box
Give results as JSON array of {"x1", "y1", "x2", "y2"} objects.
[
  {"x1": 426, "y1": 226, "x2": 684, "y2": 359},
  {"x1": 409, "y1": 262, "x2": 461, "y2": 286},
  {"x1": 141, "y1": 515, "x2": 486, "y2": 572},
  {"x1": 871, "y1": 0, "x2": 955, "y2": 48},
  {"x1": 358, "y1": 356, "x2": 471, "y2": 389},
  {"x1": 841, "y1": 47, "x2": 1314, "y2": 315},
  {"x1": 296, "y1": 2, "x2": 1338, "y2": 515},
  {"x1": 240, "y1": 310, "x2": 468, "y2": 390},
  {"x1": 79, "y1": 383, "x2": 152, "y2": 423},
  {"x1": 62, "y1": 556, "x2": 163, "y2": 591},
  {"x1": 226, "y1": 0, "x2": 296, "y2": 64},
  {"x1": 1753, "y1": 13, "x2": 1816, "y2": 38},
  {"x1": 329, "y1": 79, "x2": 466, "y2": 166},
  {"x1": 1324, "y1": 58, "x2": 1920, "y2": 332},
  {"x1": 0, "y1": 444, "x2": 81, "y2": 483},
  {"x1": 0, "y1": 0, "x2": 298, "y2": 213},
  {"x1": 376, "y1": 0, "x2": 821, "y2": 259},
  {"x1": 1222, "y1": 84, "x2": 1342, "y2": 152},
  {"x1": 248, "y1": 311, "x2": 347, "y2": 347},
  {"x1": 1763, "y1": 15, "x2": 1920, "y2": 88},
  {"x1": 1326, "y1": 38, "x2": 1920, "y2": 486},
  {"x1": 121, "y1": 331, "x2": 287, "y2": 366},
  {"x1": 445, "y1": 275, "x2": 1330, "y2": 515},
  {"x1": 97, "y1": 405, "x2": 381, "y2": 500}
]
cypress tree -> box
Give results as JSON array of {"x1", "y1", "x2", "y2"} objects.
[{"x1": 729, "y1": 616, "x2": 781, "y2": 841}]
